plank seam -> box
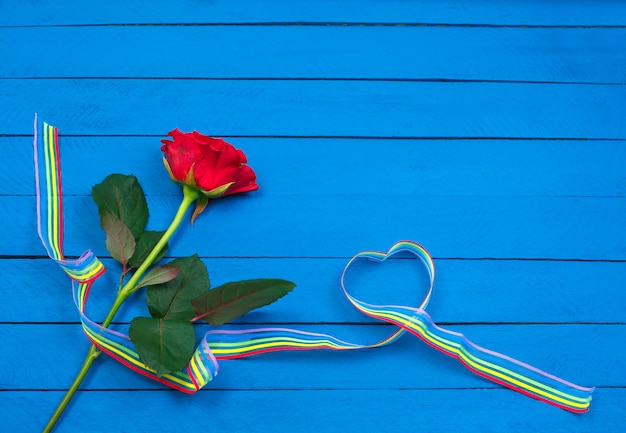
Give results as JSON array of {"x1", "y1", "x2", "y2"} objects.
[
  {"x1": 4, "y1": 321, "x2": 624, "y2": 326},
  {"x1": 4, "y1": 255, "x2": 626, "y2": 263},
  {"x1": 4, "y1": 77, "x2": 625, "y2": 86},
  {"x1": 2, "y1": 134, "x2": 625, "y2": 141},
  {"x1": 3, "y1": 23, "x2": 626, "y2": 29},
  {"x1": 4, "y1": 386, "x2": 623, "y2": 392}
]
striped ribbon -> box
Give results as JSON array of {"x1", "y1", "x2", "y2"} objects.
[{"x1": 34, "y1": 115, "x2": 594, "y2": 412}]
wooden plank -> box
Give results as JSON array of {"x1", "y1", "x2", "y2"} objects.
[
  {"x1": 3, "y1": 388, "x2": 622, "y2": 433},
  {"x1": 3, "y1": 26, "x2": 625, "y2": 83},
  {"x1": 2, "y1": 80, "x2": 625, "y2": 138},
  {"x1": 8, "y1": 258, "x2": 626, "y2": 324},
  {"x1": 0, "y1": 324, "x2": 608, "y2": 390},
  {"x1": 4, "y1": 195, "x2": 626, "y2": 260},
  {"x1": 3, "y1": 2, "x2": 623, "y2": 433},
  {"x1": 2, "y1": 0, "x2": 626, "y2": 26},
  {"x1": 5, "y1": 137, "x2": 626, "y2": 197}
]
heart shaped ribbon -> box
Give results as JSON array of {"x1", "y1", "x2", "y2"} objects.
[{"x1": 34, "y1": 116, "x2": 593, "y2": 412}]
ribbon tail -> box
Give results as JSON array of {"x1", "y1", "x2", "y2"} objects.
[
  {"x1": 202, "y1": 309, "x2": 593, "y2": 413},
  {"x1": 339, "y1": 241, "x2": 594, "y2": 413},
  {"x1": 395, "y1": 306, "x2": 593, "y2": 413}
]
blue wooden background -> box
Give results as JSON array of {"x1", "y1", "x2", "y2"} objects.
[{"x1": 1, "y1": 1, "x2": 625, "y2": 431}]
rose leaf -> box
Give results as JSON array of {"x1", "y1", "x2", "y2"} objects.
[
  {"x1": 92, "y1": 174, "x2": 149, "y2": 240},
  {"x1": 136, "y1": 265, "x2": 180, "y2": 289},
  {"x1": 129, "y1": 317, "x2": 196, "y2": 377},
  {"x1": 100, "y1": 211, "x2": 136, "y2": 266},
  {"x1": 191, "y1": 279, "x2": 296, "y2": 326},
  {"x1": 129, "y1": 230, "x2": 167, "y2": 269},
  {"x1": 146, "y1": 255, "x2": 210, "y2": 321}
]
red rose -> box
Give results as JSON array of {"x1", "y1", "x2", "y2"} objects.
[{"x1": 161, "y1": 128, "x2": 258, "y2": 199}]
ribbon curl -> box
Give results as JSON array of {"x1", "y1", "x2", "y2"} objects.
[{"x1": 34, "y1": 116, "x2": 594, "y2": 412}]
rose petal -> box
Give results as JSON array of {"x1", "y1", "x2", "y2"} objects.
[
  {"x1": 162, "y1": 129, "x2": 258, "y2": 199},
  {"x1": 224, "y1": 165, "x2": 259, "y2": 195},
  {"x1": 194, "y1": 143, "x2": 242, "y2": 191},
  {"x1": 191, "y1": 130, "x2": 213, "y2": 145},
  {"x1": 161, "y1": 132, "x2": 203, "y2": 182}
]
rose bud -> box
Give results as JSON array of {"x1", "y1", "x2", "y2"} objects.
[
  {"x1": 161, "y1": 128, "x2": 259, "y2": 221},
  {"x1": 161, "y1": 128, "x2": 259, "y2": 197}
]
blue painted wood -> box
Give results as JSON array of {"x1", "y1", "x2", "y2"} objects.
[
  {"x1": 1, "y1": 1, "x2": 623, "y2": 432},
  {"x1": 3, "y1": 389, "x2": 625, "y2": 433},
  {"x1": 2, "y1": 27, "x2": 625, "y2": 83},
  {"x1": 2, "y1": 0, "x2": 626, "y2": 26},
  {"x1": 4, "y1": 195, "x2": 626, "y2": 260},
  {"x1": 2, "y1": 80, "x2": 626, "y2": 138},
  {"x1": 4, "y1": 258, "x2": 625, "y2": 324},
  {"x1": 0, "y1": 323, "x2": 614, "y2": 390},
  {"x1": 4, "y1": 137, "x2": 626, "y2": 197}
]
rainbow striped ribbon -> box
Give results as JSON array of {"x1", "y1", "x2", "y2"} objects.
[{"x1": 34, "y1": 116, "x2": 594, "y2": 412}]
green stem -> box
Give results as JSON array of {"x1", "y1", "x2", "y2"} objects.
[
  {"x1": 103, "y1": 185, "x2": 200, "y2": 325},
  {"x1": 43, "y1": 185, "x2": 200, "y2": 433},
  {"x1": 42, "y1": 345, "x2": 101, "y2": 433}
]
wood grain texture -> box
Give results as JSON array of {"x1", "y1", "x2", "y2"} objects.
[
  {"x1": 5, "y1": 137, "x2": 626, "y2": 197},
  {"x1": 2, "y1": 0, "x2": 626, "y2": 26},
  {"x1": 3, "y1": 26, "x2": 625, "y2": 83},
  {"x1": 2, "y1": 1, "x2": 623, "y2": 432},
  {"x1": 2, "y1": 389, "x2": 625, "y2": 433},
  {"x1": 4, "y1": 195, "x2": 626, "y2": 259},
  {"x1": 0, "y1": 324, "x2": 611, "y2": 390},
  {"x1": 4, "y1": 258, "x2": 625, "y2": 324},
  {"x1": 2, "y1": 80, "x2": 626, "y2": 138}
]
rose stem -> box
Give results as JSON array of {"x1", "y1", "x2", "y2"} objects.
[{"x1": 43, "y1": 185, "x2": 200, "y2": 433}]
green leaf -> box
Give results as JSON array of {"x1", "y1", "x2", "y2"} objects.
[
  {"x1": 136, "y1": 265, "x2": 180, "y2": 289},
  {"x1": 100, "y1": 211, "x2": 136, "y2": 266},
  {"x1": 191, "y1": 279, "x2": 296, "y2": 326},
  {"x1": 92, "y1": 174, "x2": 149, "y2": 239},
  {"x1": 146, "y1": 255, "x2": 210, "y2": 321},
  {"x1": 129, "y1": 317, "x2": 196, "y2": 377},
  {"x1": 129, "y1": 230, "x2": 167, "y2": 269}
]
